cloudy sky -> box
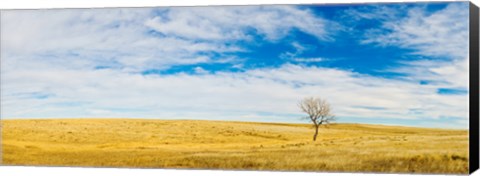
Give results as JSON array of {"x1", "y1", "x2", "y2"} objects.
[{"x1": 0, "y1": 2, "x2": 470, "y2": 128}]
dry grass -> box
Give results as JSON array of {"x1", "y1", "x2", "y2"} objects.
[{"x1": 0, "y1": 118, "x2": 468, "y2": 174}]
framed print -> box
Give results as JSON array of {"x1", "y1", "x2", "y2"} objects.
[{"x1": 1, "y1": 1, "x2": 479, "y2": 175}]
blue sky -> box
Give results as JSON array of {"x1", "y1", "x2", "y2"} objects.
[{"x1": 0, "y1": 2, "x2": 470, "y2": 129}]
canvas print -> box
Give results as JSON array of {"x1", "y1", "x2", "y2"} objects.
[{"x1": 0, "y1": 1, "x2": 473, "y2": 174}]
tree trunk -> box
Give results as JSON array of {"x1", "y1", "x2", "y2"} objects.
[{"x1": 313, "y1": 125, "x2": 319, "y2": 141}]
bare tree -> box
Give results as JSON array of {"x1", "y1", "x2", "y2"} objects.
[{"x1": 298, "y1": 97, "x2": 335, "y2": 141}]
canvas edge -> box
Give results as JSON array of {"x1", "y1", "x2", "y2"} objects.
[{"x1": 469, "y1": 1, "x2": 480, "y2": 174}]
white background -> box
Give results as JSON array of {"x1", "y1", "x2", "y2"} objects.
[{"x1": 0, "y1": 0, "x2": 479, "y2": 176}]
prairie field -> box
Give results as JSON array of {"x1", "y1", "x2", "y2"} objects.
[{"x1": 0, "y1": 119, "x2": 468, "y2": 174}]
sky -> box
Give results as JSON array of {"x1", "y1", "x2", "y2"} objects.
[{"x1": 0, "y1": 2, "x2": 470, "y2": 129}]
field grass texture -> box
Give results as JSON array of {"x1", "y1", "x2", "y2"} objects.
[{"x1": 0, "y1": 119, "x2": 468, "y2": 174}]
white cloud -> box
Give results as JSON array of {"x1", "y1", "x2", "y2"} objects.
[
  {"x1": 0, "y1": 8, "x2": 243, "y2": 72},
  {"x1": 356, "y1": 2, "x2": 469, "y2": 90},
  {"x1": 1, "y1": 63, "x2": 468, "y2": 128},
  {"x1": 279, "y1": 42, "x2": 321, "y2": 62},
  {"x1": 390, "y1": 57, "x2": 469, "y2": 89},
  {"x1": 361, "y1": 3, "x2": 469, "y2": 59},
  {"x1": 194, "y1": 66, "x2": 209, "y2": 74},
  {"x1": 292, "y1": 57, "x2": 324, "y2": 63},
  {"x1": 144, "y1": 6, "x2": 338, "y2": 42},
  {"x1": 1, "y1": 5, "x2": 336, "y2": 73},
  {"x1": 348, "y1": 2, "x2": 469, "y2": 128}
]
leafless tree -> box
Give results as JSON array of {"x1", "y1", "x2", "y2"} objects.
[{"x1": 298, "y1": 97, "x2": 335, "y2": 141}]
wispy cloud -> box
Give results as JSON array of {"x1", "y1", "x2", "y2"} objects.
[
  {"x1": 350, "y1": 2, "x2": 469, "y2": 92},
  {"x1": 1, "y1": 8, "x2": 242, "y2": 72},
  {"x1": 2, "y1": 63, "x2": 467, "y2": 127},
  {"x1": 145, "y1": 6, "x2": 338, "y2": 42},
  {"x1": 360, "y1": 3, "x2": 468, "y2": 59},
  {"x1": 292, "y1": 57, "x2": 324, "y2": 63}
]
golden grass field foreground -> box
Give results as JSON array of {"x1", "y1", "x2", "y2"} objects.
[{"x1": 1, "y1": 119, "x2": 468, "y2": 174}]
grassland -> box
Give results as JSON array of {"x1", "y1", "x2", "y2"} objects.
[{"x1": 0, "y1": 119, "x2": 468, "y2": 174}]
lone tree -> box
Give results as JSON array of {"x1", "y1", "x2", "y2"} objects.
[{"x1": 298, "y1": 97, "x2": 335, "y2": 141}]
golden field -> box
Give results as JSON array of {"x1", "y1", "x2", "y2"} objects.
[{"x1": 0, "y1": 119, "x2": 468, "y2": 174}]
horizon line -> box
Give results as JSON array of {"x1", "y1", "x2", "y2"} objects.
[{"x1": 0, "y1": 117, "x2": 468, "y2": 130}]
